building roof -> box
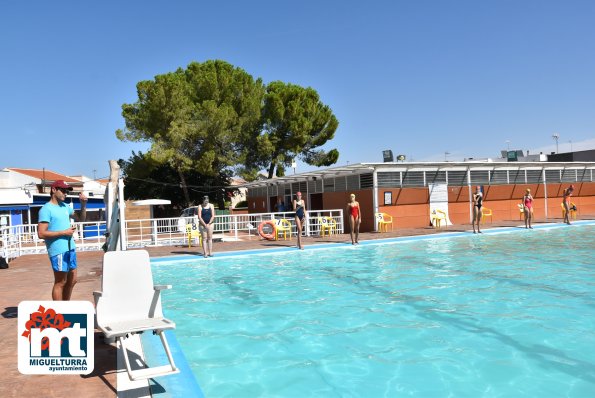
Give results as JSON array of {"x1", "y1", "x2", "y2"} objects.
[
  {"x1": 7, "y1": 168, "x2": 83, "y2": 185},
  {"x1": 237, "y1": 161, "x2": 595, "y2": 188}
]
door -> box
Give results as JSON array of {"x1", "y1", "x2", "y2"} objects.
[{"x1": 309, "y1": 193, "x2": 323, "y2": 211}]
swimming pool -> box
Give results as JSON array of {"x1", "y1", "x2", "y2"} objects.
[{"x1": 153, "y1": 224, "x2": 595, "y2": 397}]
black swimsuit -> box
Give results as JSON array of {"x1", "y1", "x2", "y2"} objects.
[
  {"x1": 475, "y1": 193, "x2": 483, "y2": 209},
  {"x1": 295, "y1": 201, "x2": 305, "y2": 220},
  {"x1": 201, "y1": 206, "x2": 212, "y2": 224}
]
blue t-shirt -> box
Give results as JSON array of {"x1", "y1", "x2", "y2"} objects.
[{"x1": 38, "y1": 202, "x2": 75, "y2": 257}]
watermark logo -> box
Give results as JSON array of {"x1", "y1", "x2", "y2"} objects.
[{"x1": 18, "y1": 301, "x2": 94, "y2": 375}]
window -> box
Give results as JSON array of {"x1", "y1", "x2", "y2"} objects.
[
  {"x1": 426, "y1": 171, "x2": 447, "y2": 185},
  {"x1": 377, "y1": 172, "x2": 401, "y2": 188},
  {"x1": 490, "y1": 170, "x2": 508, "y2": 185},
  {"x1": 359, "y1": 173, "x2": 373, "y2": 189},
  {"x1": 470, "y1": 170, "x2": 489, "y2": 185},
  {"x1": 402, "y1": 171, "x2": 424, "y2": 187},
  {"x1": 545, "y1": 170, "x2": 561, "y2": 183},
  {"x1": 446, "y1": 171, "x2": 467, "y2": 186},
  {"x1": 526, "y1": 170, "x2": 543, "y2": 184},
  {"x1": 561, "y1": 169, "x2": 577, "y2": 182}
]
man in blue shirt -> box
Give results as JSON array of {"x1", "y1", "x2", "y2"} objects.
[{"x1": 37, "y1": 180, "x2": 87, "y2": 300}]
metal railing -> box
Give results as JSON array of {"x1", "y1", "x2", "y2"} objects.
[{"x1": 0, "y1": 209, "x2": 344, "y2": 260}]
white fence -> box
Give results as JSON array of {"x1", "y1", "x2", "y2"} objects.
[{"x1": 0, "y1": 209, "x2": 344, "y2": 260}]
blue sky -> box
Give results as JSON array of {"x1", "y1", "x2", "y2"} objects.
[{"x1": 2, "y1": 0, "x2": 595, "y2": 179}]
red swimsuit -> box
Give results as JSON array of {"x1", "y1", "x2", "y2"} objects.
[{"x1": 349, "y1": 204, "x2": 360, "y2": 218}]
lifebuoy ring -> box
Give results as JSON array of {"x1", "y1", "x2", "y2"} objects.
[{"x1": 258, "y1": 220, "x2": 276, "y2": 240}]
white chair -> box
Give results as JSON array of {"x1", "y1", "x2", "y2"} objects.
[{"x1": 94, "y1": 250, "x2": 179, "y2": 381}]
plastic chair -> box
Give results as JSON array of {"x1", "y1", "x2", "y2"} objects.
[
  {"x1": 375, "y1": 213, "x2": 393, "y2": 232},
  {"x1": 186, "y1": 223, "x2": 202, "y2": 247},
  {"x1": 518, "y1": 204, "x2": 524, "y2": 220},
  {"x1": 275, "y1": 219, "x2": 292, "y2": 240},
  {"x1": 481, "y1": 207, "x2": 493, "y2": 223},
  {"x1": 318, "y1": 216, "x2": 337, "y2": 237},
  {"x1": 94, "y1": 250, "x2": 179, "y2": 381},
  {"x1": 561, "y1": 202, "x2": 577, "y2": 220},
  {"x1": 431, "y1": 210, "x2": 447, "y2": 228}
]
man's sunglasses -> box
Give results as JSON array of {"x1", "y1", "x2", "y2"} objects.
[{"x1": 56, "y1": 187, "x2": 71, "y2": 193}]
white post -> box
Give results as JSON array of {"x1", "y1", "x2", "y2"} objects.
[
  {"x1": 117, "y1": 178, "x2": 127, "y2": 251},
  {"x1": 467, "y1": 168, "x2": 473, "y2": 224},
  {"x1": 151, "y1": 219, "x2": 158, "y2": 245},
  {"x1": 372, "y1": 169, "x2": 379, "y2": 232},
  {"x1": 543, "y1": 169, "x2": 548, "y2": 219},
  {"x1": 105, "y1": 181, "x2": 114, "y2": 231},
  {"x1": 233, "y1": 213, "x2": 238, "y2": 240}
]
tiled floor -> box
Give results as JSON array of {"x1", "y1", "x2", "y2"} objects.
[{"x1": 0, "y1": 216, "x2": 590, "y2": 396}]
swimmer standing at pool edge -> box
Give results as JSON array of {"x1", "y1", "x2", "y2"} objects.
[{"x1": 293, "y1": 192, "x2": 306, "y2": 250}]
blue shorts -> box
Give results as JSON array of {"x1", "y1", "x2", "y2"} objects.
[{"x1": 49, "y1": 250, "x2": 77, "y2": 272}]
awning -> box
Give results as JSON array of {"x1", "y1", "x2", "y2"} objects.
[
  {"x1": 31, "y1": 195, "x2": 106, "y2": 210},
  {"x1": 73, "y1": 201, "x2": 105, "y2": 210},
  {"x1": 0, "y1": 205, "x2": 30, "y2": 211}
]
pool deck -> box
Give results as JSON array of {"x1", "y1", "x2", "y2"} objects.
[{"x1": 1, "y1": 216, "x2": 592, "y2": 397}]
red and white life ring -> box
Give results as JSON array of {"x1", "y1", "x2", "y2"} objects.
[{"x1": 258, "y1": 220, "x2": 276, "y2": 240}]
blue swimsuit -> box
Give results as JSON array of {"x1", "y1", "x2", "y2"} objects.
[
  {"x1": 201, "y1": 206, "x2": 212, "y2": 224},
  {"x1": 295, "y1": 200, "x2": 305, "y2": 220}
]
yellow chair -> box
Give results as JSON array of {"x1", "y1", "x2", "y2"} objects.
[
  {"x1": 375, "y1": 212, "x2": 393, "y2": 232},
  {"x1": 481, "y1": 207, "x2": 493, "y2": 223},
  {"x1": 518, "y1": 204, "x2": 524, "y2": 220},
  {"x1": 186, "y1": 223, "x2": 202, "y2": 248},
  {"x1": 561, "y1": 202, "x2": 577, "y2": 220},
  {"x1": 431, "y1": 209, "x2": 447, "y2": 228},
  {"x1": 275, "y1": 219, "x2": 292, "y2": 240},
  {"x1": 318, "y1": 216, "x2": 337, "y2": 237}
]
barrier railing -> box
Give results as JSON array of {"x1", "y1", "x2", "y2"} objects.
[{"x1": 0, "y1": 209, "x2": 344, "y2": 260}]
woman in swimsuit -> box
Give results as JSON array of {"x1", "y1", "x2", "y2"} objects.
[
  {"x1": 472, "y1": 186, "x2": 483, "y2": 234},
  {"x1": 346, "y1": 193, "x2": 361, "y2": 245},
  {"x1": 293, "y1": 192, "x2": 306, "y2": 250},
  {"x1": 562, "y1": 185, "x2": 574, "y2": 225},
  {"x1": 522, "y1": 188, "x2": 534, "y2": 229},
  {"x1": 198, "y1": 196, "x2": 216, "y2": 257}
]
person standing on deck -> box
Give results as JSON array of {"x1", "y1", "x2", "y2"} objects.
[
  {"x1": 37, "y1": 180, "x2": 87, "y2": 300},
  {"x1": 562, "y1": 185, "x2": 574, "y2": 225},
  {"x1": 293, "y1": 192, "x2": 307, "y2": 250},
  {"x1": 198, "y1": 196, "x2": 216, "y2": 257},
  {"x1": 472, "y1": 185, "x2": 483, "y2": 234},
  {"x1": 522, "y1": 188, "x2": 534, "y2": 229},
  {"x1": 346, "y1": 193, "x2": 361, "y2": 245}
]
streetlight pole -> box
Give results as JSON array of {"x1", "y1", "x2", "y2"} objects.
[{"x1": 552, "y1": 133, "x2": 560, "y2": 153}]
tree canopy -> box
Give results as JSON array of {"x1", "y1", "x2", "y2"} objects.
[
  {"x1": 252, "y1": 81, "x2": 339, "y2": 179},
  {"x1": 116, "y1": 60, "x2": 264, "y2": 203},
  {"x1": 117, "y1": 60, "x2": 340, "y2": 203}
]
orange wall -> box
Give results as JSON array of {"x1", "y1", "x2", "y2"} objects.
[
  {"x1": 376, "y1": 183, "x2": 595, "y2": 227},
  {"x1": 249, "y1": 182, "x2": 595, "y2": 230},
  {"x1": 322, "y1": 190, "x2": 374, "y2": 232},
  {"x1": 378, "y1": 188, "x2": 430, "y2": 228}
]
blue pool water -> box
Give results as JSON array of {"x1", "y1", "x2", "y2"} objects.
[{"x1": 152, "y1": 224, "x2": 595, "y2": 397}]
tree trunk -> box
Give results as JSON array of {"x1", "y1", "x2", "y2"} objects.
[
  {"x1": 178, "y1": 169, "x2": 191, "y2": 205},
  {"x1": 267, "y1": 161, "x2": 276, "y2": 179}
]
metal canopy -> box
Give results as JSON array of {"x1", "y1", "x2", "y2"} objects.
[{"x1": 235, "y1": 161, "x2": 595, "y2": 188}]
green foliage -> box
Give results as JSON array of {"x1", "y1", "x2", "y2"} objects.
[
  {"x1": 117, "y1": 60, "x2": 340, "y2": 188},
  {"x1": 234, "y1": 200, "x2": 248, "y2": 208},
  {"x1": 116, "y1": 60, "x2": 264, "y2": 201},
  {"x1": 255, "y1": 81, "x2": 339, "y2": 178},
  {"x1": 119, "y1": 152, "x2": 231, "y2": 215}
]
